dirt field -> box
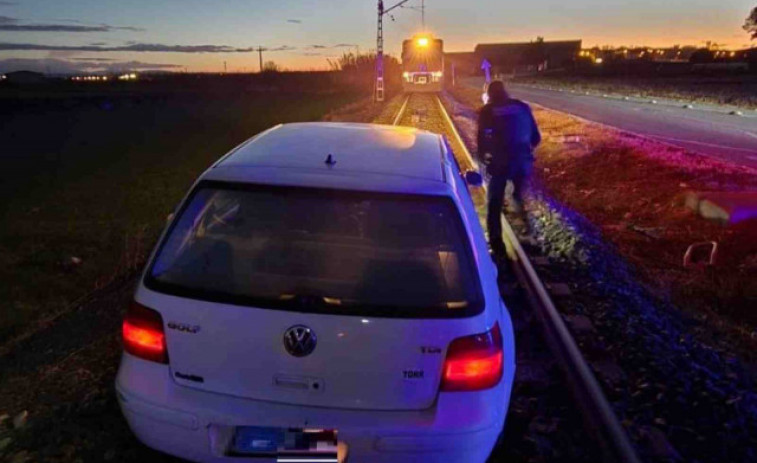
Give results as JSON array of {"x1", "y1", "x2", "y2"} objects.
[
  {"x1": 449, "y1": 84, "x2": 757, "y2": 354},
  {"x1": 0, "y1": 92, "x2": 392, "y2": 463},
  {"x1": 0, "y1": 81, "x2": 361, "y2": 344}
]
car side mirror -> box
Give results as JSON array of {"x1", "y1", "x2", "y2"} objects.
[{"x1": 464, "y1": 170, "x2": 484, "y2": 187}]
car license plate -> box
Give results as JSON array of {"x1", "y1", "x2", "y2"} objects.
[{"x1": 230, "y1": 426, "x2": 340, "y2": 462}]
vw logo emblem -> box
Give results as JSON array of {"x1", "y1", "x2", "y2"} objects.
[{"x1": 283, "y1": 325, "x2": 317, "y2": 357}]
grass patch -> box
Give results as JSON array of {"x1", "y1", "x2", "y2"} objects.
[{"x1": 0, "y1": 89, "x2": 359, "y2": 342}]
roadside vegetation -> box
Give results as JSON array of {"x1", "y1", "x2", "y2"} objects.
[{"x1": 511, "y1": 73, "x2": 757, "y2": 109}]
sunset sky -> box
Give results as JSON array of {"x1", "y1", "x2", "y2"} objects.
[{"x1": 0, "y1": 0, "x2": 754, "y2": 74}]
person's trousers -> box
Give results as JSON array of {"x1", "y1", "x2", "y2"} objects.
[{"x1": 487, "y1": 172, "x2": 529, "y2": 254}]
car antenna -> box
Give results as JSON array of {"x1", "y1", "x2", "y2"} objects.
[{"x1": 324, "y1": 154, "x2": 337, "y2": 167}]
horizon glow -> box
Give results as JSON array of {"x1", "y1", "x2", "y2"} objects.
[{"x1": 0, "y1": 0, "x2": 753, "y2": 73}]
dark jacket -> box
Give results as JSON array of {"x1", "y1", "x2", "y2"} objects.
[{"x1": 477, "y1": 98, "x2": 541, "y2": 177}]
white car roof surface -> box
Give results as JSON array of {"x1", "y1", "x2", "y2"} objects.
[{"x1": 205, "y1": 123, "x2": 449, "y2": 193}]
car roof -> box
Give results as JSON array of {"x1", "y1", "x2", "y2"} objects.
[{"x1": 207, "y1": 123, "x2": 448, "y2": 191}]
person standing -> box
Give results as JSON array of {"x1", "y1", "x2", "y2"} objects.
[{"x1": 477, "y1": 80, "x2": 542, "y2": 258}]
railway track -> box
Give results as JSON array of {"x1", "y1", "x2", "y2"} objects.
[{"x1": 392, "y1": 92, "x2": 642, "y2": 463}]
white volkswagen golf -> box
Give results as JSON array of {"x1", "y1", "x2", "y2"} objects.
[{"x1": 116, "y1": 122, "x2": 515, "y2": 463}]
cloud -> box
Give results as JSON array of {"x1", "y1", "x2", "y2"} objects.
[
  {"x1": 0, "y1": 15, "x2": 15, "y2": 23},
  {"x1": 48, "y1": 49, "x2": 78, "y2": 58},
  {"x1": 90, "y1": 42, "x2": 107, "y2": 46},
  {"x1": 0, "y1": 1, "x2": 17, "y2": 6},
  {"x1": 0, "y1": 22, "x2": 145, "y2": 32},
  {"x1": 104, "y1": 60, "x2": 182, "y2": 71},
  {"x1": 109, "y1": 25, "x2": 144, "y2": 32},
  {"x1": 265, "y1": 45, "x2": 296, "y2": 52},
  {"x1": 71, "y1": 57, "x2": 116, "y2": 62},
  {"x1": 57, "y1": 18, "x2": 138, "y2": 30},
  {"x1": 286, "y1": 19, "x2": 302, "y2": 24},
  {"x1": 122, "y1": 43, "x2": 257, "y2": 52},
  {"x1": 0, "y1": 58, "x2": 88, "y2": 73},
  {"x1": 0, "y1": 42, "x2": 264, "y2": 53},
  {"x1": 0, "y1": 57, "x2": 181, "y2": 74},
  {"x1": 306, "y1": 44, "x2": 357, "y2": 51}
]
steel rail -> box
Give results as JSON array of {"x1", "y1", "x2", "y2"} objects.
[
  {"x1": 394, "y1": 93, "x2": 642, "y2": 463},
  {"x1": 392, "y1": 94, "x2": 412, "y2": 126}
]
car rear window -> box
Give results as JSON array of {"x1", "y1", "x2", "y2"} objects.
[{"x1": 145, "y1": 182, "x2": 483, "y2": 318}]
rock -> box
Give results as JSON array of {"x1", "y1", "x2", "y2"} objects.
[
  {"x1": 517, "y1": 364, "x2": 551, "y2": 392},
  {"x1": 684, "y1": 192, "x2": 700, "y2": 211},
  {"x1": 0, "y1": 437, "x2": 11, "y2": 452},
  {"x1": 564, "y1": 314, "x2": 594, "y2": 334},
  {"x1": 741, "y1": 255, "x2": 757, "y2": 270},
  {"x1": 529, "y1": 416, "x2": 559, "y2": 434},
  {"x1": 12, "y1": 411, "x2": 27, "y2": 430},
  {"x1": 546, "y1": 282, "x2": 572, "y2": 297},
  {"x1": 9, "y1": 451, "x2": 29, "y2": 463},
  {"x1": 591, "y1": 361, "x2": 627, "y2": 389},
  {"x1": 638, "y1": 426, "x2": 682, "y2": 462},
  {"x1": 630, "y1": 225, "x2": 663, "y2": 239}
]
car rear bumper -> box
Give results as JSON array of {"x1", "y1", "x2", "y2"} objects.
[{"x1": 116, "y1": 353, "x2": 512, "y2": 463}]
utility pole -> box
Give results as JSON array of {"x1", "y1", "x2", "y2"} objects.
[
  {"x1": 257, "y1": 46, "x2": 266, "y2": 72},
  {"x1": 376, "y1": 1, "x2": 384, "y2": 102},
  {"x1": 375, "y1": 0, "x2": 414, "y2": 102},
  {"x1": 224, "y1": 61, "x2": 227, "y2": 73}
]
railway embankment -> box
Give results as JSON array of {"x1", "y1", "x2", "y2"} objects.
[{"x1": 445, "y1": 85, "x2": 757, "y2": 463}]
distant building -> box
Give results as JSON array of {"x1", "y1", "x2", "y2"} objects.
[
  {"x1": 4, "y1": 70, "x2": 47, "y2": 84},
  {"x1": 585, "y1": 46, "x2": 698, "y2": 63},
  {"x1": 474, "y1": 40, "x2": 582, "y2": 75},
  {"x1": 444, "y1": 51, "x2": 477, "y2": 78},
  {"x1": 734, "y1": 47, "x2": 757, "y2": 63}
]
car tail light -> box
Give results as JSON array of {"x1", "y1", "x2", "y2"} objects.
[
  {"x1": 122, "y1": 302, "x2": 168, "y2": 364},
  {"x1": 441, "y1": 323, "x2": 503, "y2": 392}
]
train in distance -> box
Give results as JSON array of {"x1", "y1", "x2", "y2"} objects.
[{"x1": 401, "y1": 33, "x2": 444, "y2": 93}]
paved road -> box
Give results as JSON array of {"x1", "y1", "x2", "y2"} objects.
[{"x1": 496, "y1": 83, "x2": 757, "y2": 169}]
